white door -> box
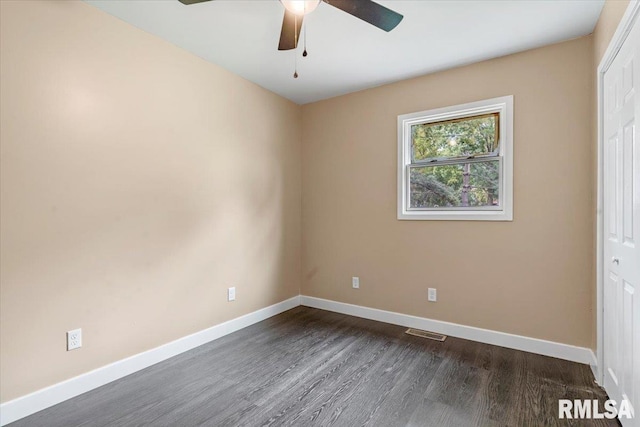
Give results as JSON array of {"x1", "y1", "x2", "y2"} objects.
[{"x1": 603, "y1": 12, "x2": 640, "y2": 426}]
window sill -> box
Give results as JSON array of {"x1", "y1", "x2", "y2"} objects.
[{"x1": 397, "y1": 209, "x2": 513, "y2": 221}]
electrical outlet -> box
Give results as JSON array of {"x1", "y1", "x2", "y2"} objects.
[
  {"x1": 352, "y1": 277, "x2": 360, "y2": 289},
  {"x1": 428, "y1": 288, "x2": 437, "y2": 302},
  {"x1": 67, "y1": 328, "x2": 82, "y2": 351},
  {"x1": 227, "y1": 287, "x2": 236, "y2": 302}
]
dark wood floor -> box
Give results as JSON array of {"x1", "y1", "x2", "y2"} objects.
[{"x1": 10, "y1": 307, "x2": 616, "y2": 427}]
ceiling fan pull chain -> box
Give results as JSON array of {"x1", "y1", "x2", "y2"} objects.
[
  {"x1": 303, "y1": 19, "x2": 308, "y2": 57},
  {"x1": 293, "y1": 54, "x2": 298, "y2": 78},
  {"x1": 293, "y1": 14, "x2": 299, "y2": 78}
]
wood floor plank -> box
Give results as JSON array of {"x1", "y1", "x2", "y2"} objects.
[
  {"x1": 8, "y1": 307, "x2": 619, "y2": 427},
  {"x1": 363, "y1": 345, "x2": 442, "y2": 426}
]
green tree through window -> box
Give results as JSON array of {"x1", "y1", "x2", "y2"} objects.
[{"x1": 409, "y1": 114, "x2": 500, "y2": 208}]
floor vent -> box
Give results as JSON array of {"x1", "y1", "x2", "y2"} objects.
[{"x1": 405, "y1": 328, "x2": 447, "y2": 341}]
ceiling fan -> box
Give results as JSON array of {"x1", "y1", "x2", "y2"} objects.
[{"x1": 177, "y1": 0, "x2": 404, "y2": 51}]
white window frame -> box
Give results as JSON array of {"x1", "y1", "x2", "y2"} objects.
[{"x1": 397, "y1": 95, "x2": 513, "y2": 221}]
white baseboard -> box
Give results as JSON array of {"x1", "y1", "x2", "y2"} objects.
[
  {"x1": 300, "y1": 296, "x2": 593, "y2": 365},
  {"x1": 589, "y1": 350, "x2": 600, "y2": 386},
  {"x1": 0, "y1": 296, "x2": 300, "y2": 426}
]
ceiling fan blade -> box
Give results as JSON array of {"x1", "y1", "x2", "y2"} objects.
[
  {"x1": 323, "y1": 0, "x2": 403, "y2": 32},
  {"x1": 178, "y1": 0, "x2": 214, "y2": 5},
  {"x1": 278, "y1": 9, "x2": 304, "y2": 51}
]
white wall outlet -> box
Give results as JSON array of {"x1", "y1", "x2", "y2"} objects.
[
  {"x1": 67, "y1": 328, "x2": 82, "y2": 351},
  {"x1": 428, "y1": 288, "x2": 437, "y2": 302},
  {"x1": 352, "y1": 277, "x2": 360, "y2": 289},
  {"x1": 227, "y1": 287, "x2": 236, "y2": 302}
]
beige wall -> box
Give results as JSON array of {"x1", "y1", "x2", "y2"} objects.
[
  {"x1": 301, "y1": 36, "x2": 595, "y2": 348},
  {"x1": 594, "y1": 0, "x2": 631, "y2": 64},
  {"x1": 0, "y1": 1, "x2": 301, "y2": 402}
]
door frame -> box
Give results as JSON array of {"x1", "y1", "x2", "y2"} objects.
[{"x1": 596, "y1": 0, "x2": 640, "y2": 385}]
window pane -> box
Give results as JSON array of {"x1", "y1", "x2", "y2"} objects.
[
  {"x1": 411, "y1": 113, "x2": 499, "y2": 162},
  {"x1": 409, "y1": 160, "x2": 500, "y2": 209}
]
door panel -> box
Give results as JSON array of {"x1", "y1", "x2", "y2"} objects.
[
  {"x1": 608, "y1": 135, "x2": 619, "y2": 241},
  {"x1": 622, "y1": 124, "x2": 634, "y2": 245}
]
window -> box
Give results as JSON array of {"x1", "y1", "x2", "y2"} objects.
[{"x1": 397, "y1": 96, "x2": 513, "y2": 221}]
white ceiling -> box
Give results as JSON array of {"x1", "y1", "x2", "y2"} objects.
[{"x1": 86, "y1": 0, "x2": 604, "y2": 104}]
